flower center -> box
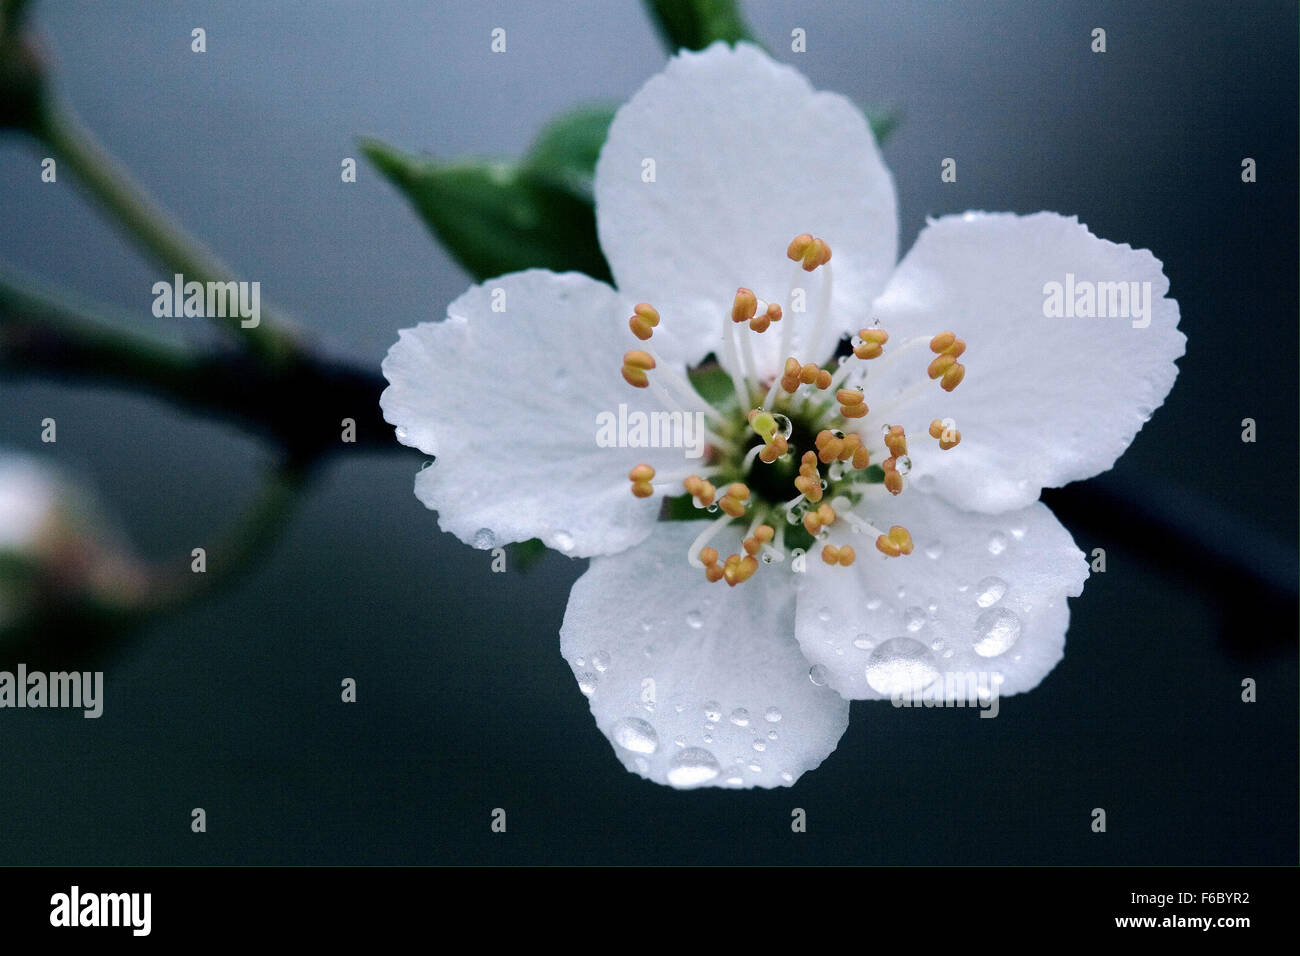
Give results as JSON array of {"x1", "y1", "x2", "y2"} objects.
[{"x1": 620, "y1": 235, "x2": 968, "y2": 586}]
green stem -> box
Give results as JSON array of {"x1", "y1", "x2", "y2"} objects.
[{"x1": 34, "y1": 103, "x2": 297, "y2": 363}]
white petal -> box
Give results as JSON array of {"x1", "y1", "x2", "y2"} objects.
[
  {"x1": 870, "y1": 212, "x2": 1185, "y2": 513},
  {"x1": 795, "y1": 490, "x2": 1088, "y2": 701},
  {"x1": 561, "y1": 521, "x2": 849, "y2": 788},
  {"x1": 594, "y1": 42, "x2": 897, "y2": 374},
  {"x1": 380, "y1": 270, "x2": 692, "y2": 557}
]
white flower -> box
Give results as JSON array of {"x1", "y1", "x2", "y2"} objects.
[{"x1": 381, "y1": 44, "x2": 1184, "y2": 789}]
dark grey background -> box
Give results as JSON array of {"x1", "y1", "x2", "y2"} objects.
[{"x1": 0, "y1": 0, "x2": 1295, "y2": 864}]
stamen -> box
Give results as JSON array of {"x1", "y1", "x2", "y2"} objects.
[
  {"x1": 820, "y1": 544, "x2": 856, "y2": 567},
  {"x1": 793, "y1": 451, "x2": 824, "y2": 503},
  {"x1": 786, "y1": 233, "x2": 832, "y2": 272},
  {"x1": 927, "y1": 331, "x2": 967, "y2": 392},
  {"x1": 802, "y1": 502, "x2": 836, "y2": 536},
  {"x1": 875, "y1": 525, "x2": 914, "y2": 558},
  {"x1": 836, "y1": 386, "x2": 868, "y2": 419},
  {"x1": 731, "y1": 288, "x2": 758, "y2": 324},
  {"x1": 628, "y1": 463, "x2": 656, "y2": 498},
  {"x1": 721, "y1": 552, "x2": 759, "y2": 587},
  {"x1": 683, "y1": 475, "x2": 717, "y2": 508},
  {"x1": 719, "y1": 482, "x2": 751, "y2": 518},
  {"x1": 929, "y1": 417, "x2": 962, "y2": 450},
  {"x1": 621, "y1": 349, "x2": 655, "y2": 388},
  {"x1": 628, "y1": 302, "x2": 660, "y2": 341},
  {"x1": 852, "y1": 327, "x2": 889, "y2": 360},
  {"x1": 687, "y1": 513, "x2": 736, "y2": 569}
]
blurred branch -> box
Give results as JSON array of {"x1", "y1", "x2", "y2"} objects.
[
  {"x1": 33, "y1": 104, "x2": 297, "y2": 362},
  {"x1": 0, "y1": 274, "x2": 403, "y2": 465}
]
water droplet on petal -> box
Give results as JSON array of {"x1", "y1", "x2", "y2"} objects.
[
  {"x1": 729, "y1": 708, "x2": 751, "y2": 727},
  {"x1": 817, "y1": 606, "x2": 832, "y2": 623},
  {"x1": 611, "y1": 717, "x2": 659, "y2": 754},
  {"x1": 973, "y1": 608, "x2": 1022, "y2": 657},
  {"x1": 591, "y1": 651, "x2": 610, "y2": 672},
  {"x1": 924, "y1": 541, "x2": 944, "y2": 560},
  {"x1": 895, "y1": 455, "x2": 912, "y2": 476},
  {"x1": 764, "y1": 706, "x2": 782, "y2": 723},
  {"x1": 686, "y1": 610, "x2": 703, "y2": 629},
  {"x1": 667, "y1": 747, "x2": 721, "y2": 786},
  {"x1": 772, "y1": 413, "x2": 794, "y2": 440},
  {"x1": 987, "y1": 532, "x2": 1008, "y2": 556},
  {"x1": 853, "y1": 633, "x2": 875, "y2": 650},
  {"x1": 752, "y1": 740, "x2": 766, "y2": 752},
  {"x1": 865, "y1": 594, "x2": 884, "y2": 611},
  {"x1": 1010, "y1": 525, "x2": 1027, "y2": 540},
  {"x1": 781, "y1": 771, "x2": 794, "y2": 783},
  {"x1": 865, "y1": 638, "x2": 940, "y2": 696},
  {"x1": 904, "y1": 606, "x2": 926, "y2": 632},
  {"x1": 703, "y1": 701, "x2": 722, "y2": 723},
  {"x1": 577, "y1": 673, "x2": 598, "y2": 696},
  {"x1": 554, "y1": 531, "x2": 575, "y2": 552},
  {"x1": 975, "y1": 576, "x2": 1008, "y2": 608},
  {"x1": 472, "y1": 527, "x2": 496, "y2": 550},
  {"x1": 809, "y1": 665, "x2": 829, "y2": 686}
]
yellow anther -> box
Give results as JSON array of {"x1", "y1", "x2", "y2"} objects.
[
  {"x1": 731, "y1": 287, "x2": 758, "y2": 324},
  {"x1": 927, "y1": 353, "x2": 956, "y2": 379},
  {"x1": 700, "y1": 547, "x2": 719, "y2": 566},
  {"x1": 816, "y1": 428, "x2": 844, "y2": 464},
  {"x1": 803, "y1": 503, "x2": 836, "y2": 536},
  {"x1": 765, "y1": 303, "x2": 782, "y2": 323},
  {"x1": 882, "y1": 457, "x2": 904, "y2": 496},
  {"x1": 628, "y1": 303, "x2": 661, "y2": 341},
  {"x1": 743, "y1": 536, "x2": 762, "y2": 556},
  {"x1": 748, "y1": 313, "x2": 770, "y2": 334},
  {"x1": 940, "y1": 363, "x2": 966, "y2": 391},
  {"x1": 851, "y1": 445, "x2": 871, "y2": 469},
  {"x1": 726, "y1": 483, "x2": 750, "y2": 501},
  {"x1": 754, "y1": 524, "x2": 775, "y2": 543},
  {"x1": 788, "y1": 234, "x2": 832, "y2": 272},
  {"x1": 815, "y1": 369, "x2": 832, "y2": 389},
  {"x1": 705, "y1": 564, "x2": 725, "y2": 583},
  {"x1": 800, "y1": 363, "x2": 820, "y2": 385},
  {"x1": 628, "y1": 463, "x2": 656, "y2": 498},
  {"x1": 719, "y1": 482, "x2": 750, "y2": 517},
  {"x1": 759, "y1": 435, "x2": 788, "y2": 463},
  {"x1": 836, "y1": 388, "x2": 865, "y2": 407},
  {"x1": 838, "y1": 432, "x2": 862, "y2": 462},
  {"x1": 794, "y1": 455, "x2": 824, "y2": 501},
  {"x1": 821, "y1": 544, "x2": 856, "y2": 567},
  {"x1": 684, "y1": 475, "x2": 716, "y2": 507},
  {"x1": 722, "y1": 553, "x2": 759, "y2": 587},
  {"x1": 621, "y1": 349, "x2": 656, "y2": 388},
  {"x1": 853, "y1": 328, "x2": 889, "y2": 360},
  {"x1": 929, "y1": 419, "x2": 962, "y2": 450},
  {"x1": 884, "y1": 425, "x2": 908, "y2": 458},
  {"x1": 875, "y1": 525, "x2": 914, "y2": 558},
  {"x1": 929, "y1": 331, "x2": 956, "y2": 353}
]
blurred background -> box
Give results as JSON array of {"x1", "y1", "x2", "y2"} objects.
[{"x1": 0, "y1": 0, "x2": 1295, "y2": 864}]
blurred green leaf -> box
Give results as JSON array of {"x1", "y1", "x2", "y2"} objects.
[
  {"x1": 867, "y1": 109, "x2": 901, "y2": 145},
  {"x1": 643, "y1": 0, "x2": 757, "y2": 51},
  {"x1": 362, "y1": 139, "x2": 611, "y2": 282},
  {"x1": 524, "y1": 104, "x2": 617, "y2": 201},
  {"x1": 685, "y1": 361, "x2": 734, "y2": 407}
]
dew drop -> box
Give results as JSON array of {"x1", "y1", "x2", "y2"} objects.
[
  {"x1": 852, "y1": 633, "x2": 875, "y2": 650},
  {"x1": 706, "y1": 503, "x2": 719, "y2": 513},
  {"x1": 904, "y1": 606, "x2": 927, "y2": 632},
  {"x1": 817, "y1": 606, "x2": 832, "y2": 623},
  {"x1": 577, "y1": 673, "x2": 598, "y2": 696},
  {"x1": 764, "y1": 706, "x2": 782, "y2": 723},
  {"x1": 752, "y1": 740, "x2": 766, "y2": 752},
  {"x1": 674, "y1": 735, "x2": 686, "y2": 748},
  {"x1": 761, "y1": 552, "x2": 775, "y2": 564},
  {"x1": 591, "y1": 651, "x2": 610, "y2": 672},
  {"x1": 1010, "y1": 525, "x2": 1027, "y2": 540},
  {"x1": 987, "y1": 531, "x2": 1008, "y2": 556},
  {"x1": 472, "y1": 527, "x2": 496, "y2": 550},
  {"x1": 865, "y1": 594, "x2": 884, "y2": 611},
  {"x1": 729, "y1": 708, "x2": 751, "y2": 727},
  {"x1": 895, "y1": 455, "x2": 912, "y2": 476},
  {"x1": 772, "y1": 413, "x2": 794, "y2": 440},
  {"x1": 554, "y1": 531, "x2": 575, "y2": 552},
  {"x1": 574, "y1": 656, "x2": 585, "y2": 667},
  {"x1": 975, "y1": 576, "x2": 1008, "y2": 608},
  {"x1": 611, "y1": 717, "x2": 659, "y2": 754},
  {"x1": 703, "y1": 701, "x2": 722, "y2": 723},
  {"x1": 667, "y1": 747, "x2": 721, "y2": 786},
  {"x1": 865, "y1": 638, "x2": 940, "y2": 696},
  {"x1": 808, "y1": 664, "x2": 829, "y2": 686},
  {"x1": 973, "y1": 608, "x2": 1022, "y2": 657},
  {"x1": 394, "y1": 427, "x2": 408, "y2": 441},
  {"x1": 924, "y1": 541, "x2": 944, "y2": 560},
  {"x1": 781, "y1": 771, "x2": 794, "y2": 783},
  {"x1": 686, "y1": 610, "x2": 703, "y2": 629}
]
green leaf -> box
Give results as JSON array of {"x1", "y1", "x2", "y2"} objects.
[
  {"x1": 361, "y1": 138, "x2": 611, "y2": 282},
  {"x1": 685, "y1": 361, "x2": 734, "y2": 408},
  {"x1": 867, "y1": 108, "x2": 901, "y2": 145},
  {"x1": 643, "y1": 0, "x2": 758, "y2": 51},
  {"x1": 524, "y1": 104, "x2": 617, "y2": 201}
]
